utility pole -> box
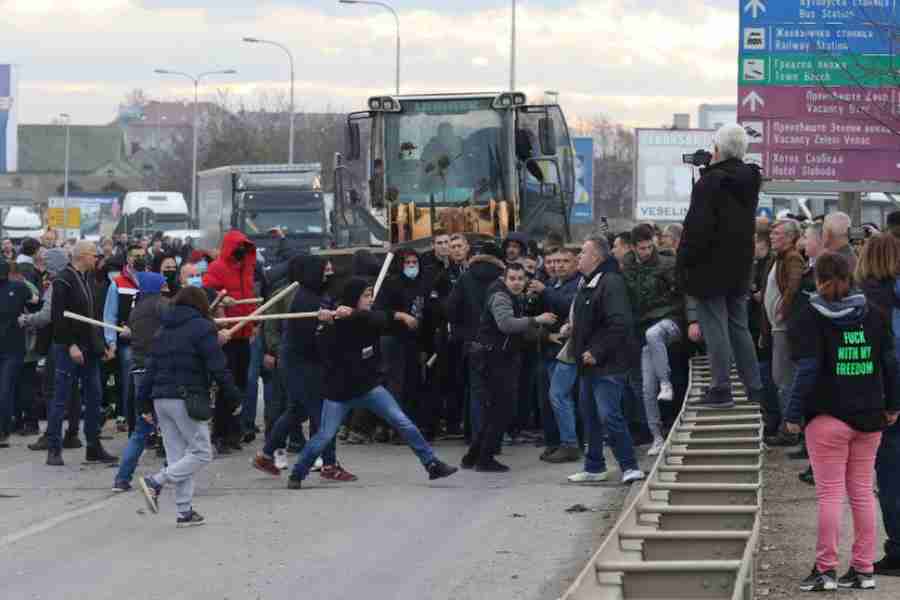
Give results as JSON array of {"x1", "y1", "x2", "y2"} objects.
[{"x1": 838, "y1": 192, "x2": 862, "y2": 226}]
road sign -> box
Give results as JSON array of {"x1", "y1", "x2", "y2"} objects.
[
  {"x1": 47, "y1": 206, "x2": 81, "y2": 229},
  {"x1": 738, "y1": 86, "x2": 900, "y2": 119},
  {"x1": 744, "y1": 117, "x2": 899, "y2": 151},
  {"x1": 739, "y1": 54, "x2": 895, "y2": 86},
  {"x1": 741, "y1": 0, "x2": 896, "y2": 26},
  {"x1": 740, "y1": 23, "x2": 894, "y2": 55},
  {"x1": 763, "y1": 149, "x2": 900, "y2": 182}
]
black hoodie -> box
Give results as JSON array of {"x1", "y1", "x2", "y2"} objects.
[
  {"x1": 446, "y1": 254, "x2": 507, "y2": 345},
  {"x1": 284, "y1": 255, "x2": 329, "y2": 362},
  {"x1": 676, "y1": 158, "x2": 761, "y2": 299},
  {"x1": 374, "y1": 250, "x2": 428, "y2": 341}
]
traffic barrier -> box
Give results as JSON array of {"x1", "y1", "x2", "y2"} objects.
[{"x1": 561, "y1": 356, "x2": 763, "y2": 600}]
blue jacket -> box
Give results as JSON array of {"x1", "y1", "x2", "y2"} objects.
[{"x1": 136, "y1": 304, "x2": 241, "y2": 413}]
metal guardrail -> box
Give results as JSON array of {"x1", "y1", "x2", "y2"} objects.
[{"x1": 561, "y1": 356, "x2": 764, "y2": 600}]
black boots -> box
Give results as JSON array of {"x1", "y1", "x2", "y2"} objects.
[{"x1": 86, "y1": 442, "x2": 118, "y2": 464}]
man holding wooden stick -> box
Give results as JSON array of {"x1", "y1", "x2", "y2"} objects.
[{"x1": 46, "y1": 241, "x2": 118, "y2": 466}]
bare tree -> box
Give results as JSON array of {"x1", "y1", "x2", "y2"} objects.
[{"x1": 571, "y1": 115, "x2": 634, "y2": 220}]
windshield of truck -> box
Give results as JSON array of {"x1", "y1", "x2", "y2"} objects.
[
  {"x1": 242, "y1": 210, "x2": 324, "y2": 236},
  {"x1": 153, "y1": 214, "x2": 191, "y2": 230},
  {"x1": 384, "y1": 98, "x2": 508, "y2": 206}
]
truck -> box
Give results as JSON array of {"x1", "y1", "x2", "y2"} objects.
[
  {"x1": 115, "y1": 191, "x2": 192, "y2": 239},
  {"x1": 2, "y1": 206, "x2": 44, "y2": 242},
  {"x1": 197, "y1": 163, "x2": 330, "y2": 259},
  {"x1": 333, "y1": 91, "x2": 577, "y2": 249}
]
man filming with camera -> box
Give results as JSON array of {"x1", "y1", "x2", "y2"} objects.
[{"x1": 676, "y1": 123, "x2": 764, "y2": 408}]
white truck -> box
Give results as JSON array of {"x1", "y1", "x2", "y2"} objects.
[
  {"x1": 115, "y1": 191, "x2": 193, "y2": 239},
  {"x1": 1, "y1": 206, "x2": 44, "y2": 242}
]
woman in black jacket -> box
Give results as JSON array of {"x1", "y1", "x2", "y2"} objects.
[
  {"x1": 136, "y1": 287, "x2": 242, "y2": 527},
  {"x1": 285, "y1": 277, "x2": 457, "y2": 489}
]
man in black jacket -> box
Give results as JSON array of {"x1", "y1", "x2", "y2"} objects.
[
  {"x1": 47, "y1": 241, "x2": 117, "y2": 466},
  {"x1": 676, "y1": 123, "x2": 763, "y2": 408},
  {"x1": 284, "y1": 278, "x2": 457, "y2": 489},
  {"x1": 568, "y1": 236, "x2": 644, "y2": 485}
]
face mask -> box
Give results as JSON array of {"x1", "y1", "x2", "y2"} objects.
[
  {"x1": 108, "y1": 271, "x2": 120, "y2": 283},
  {"x1": 132, "y1": 258, "x2": 147, "y2": 272},
  {"x1": 164, "y1": 271, "x2": 178, "y2": 289},
  {"x1": 196, "y1": 260, "x2": 208, "y2": 274},
  {"x1": 233, "y1": 246, "x2": 247, "y2": 261},
  {"x1": 187, "y1": 275, "x2": 203, "y2": 288},
  {"x1": 403, "y1": 265, "x2": 419, "y2": 280}
]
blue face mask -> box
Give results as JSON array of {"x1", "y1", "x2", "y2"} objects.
[
  {"x1": 187, "y1": 276, "x2": 203, "y2": 288},
  {"x1": 403, "y1": 265, "x2": 419, "y2": 280},
  {"x1": 108, "y1": 271, "x2": 120, "y2": 283},
  {"x1": 196, "y1": 260, "x2": 208, "y2": 274}
]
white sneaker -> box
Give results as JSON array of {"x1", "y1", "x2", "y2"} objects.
[
  {"x1": 657, "y1": 382, "x2": 674, "y2": 402},
  {"x1": 311, "y1": 457, "x2": 324, "y2": 472},
  {"x1": 648, "y1": 437, "x2": 665, "y2": 456},
  {"x1": 567, "y1": 471, "x2": 608, "y2": 484},
  {"x1": 622, "y1": 469, "x2": 646, "y2": 484},
  {"x1": 274, "y1": 449, "x2": 288, "y2": 470}
]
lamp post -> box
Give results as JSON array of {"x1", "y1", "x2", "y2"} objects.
[
  {"x1": 511, "y1": 0, "x2": 516, "y2": 91},
  {"x1": 338, "y1": 0, "x2": 400, "y2": 95},
  {"x1": 243, "y1": 37, "x2": 295, "y2": 164},
  {"x1": 59, "y1": 113, "x2": 71, "y2": 238},
  {"x1": 154, "y1": 68, "x2": 236, "y2": 224}
]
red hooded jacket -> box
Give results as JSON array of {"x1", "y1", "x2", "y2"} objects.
[{"x1": 203, "y1": 229, "x2": 257, "y2": 339}]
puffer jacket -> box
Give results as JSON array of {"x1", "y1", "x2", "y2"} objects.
[
  {"x1": 622, "y1": 248, "x2": 683, "y2": 334},
  {"x1": 137, "y1": 304, "x2": 242, "y2": 413},
  {"x1": 203, "y1": 229, "x2": 257, "y2": 339}
]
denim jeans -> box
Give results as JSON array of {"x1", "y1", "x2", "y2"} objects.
[
  {"x1": 117, "y1": 344, "x2": 132, "y2": 430},
  {"x1": 549, "y1": 361, "x2": 579, "y2": 447},
  {"x1": 47, "y1": 344, "x2": 103, "y2": 451},
  {"x1": 15, "y1": 361, "x2": 38, "y2": 429},
  {"x1": 541, "y1": 359, "x2": 561, "y2": 448},
  {"x1": 264, "y1": 357, "x2": 326, "y2": 462},
  {"x1": 0, "y1": 352, "x2": 25, "y2": 435},
  {"x1": 758, "y1": 360, "x2": 781, "y2": 434},
  {"x1": 877, "y1": 425, "x2": 900, "y2": 561},
  {"x1": 582, "y1": 373, "x2": 639, "y2": 473},
  {"x1": 115, "y1": 371, "x2": 153, "y2": 484},
  {"x1": 578, "y1": 377, "x2": 607, "y2": 474},
  {"x1": 291, "y1": 386, "x2": 435, "y2": 481},
  {"x1": 242, "y1": 333, "x2": 264, "y2": 433},
  {"x1": 640, "y1": 320, "x2": 681, "y2": 439}
]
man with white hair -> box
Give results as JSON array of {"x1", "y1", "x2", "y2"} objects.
[
  {"x1": 676, "y1": 123, "x2": 764, "y2": 407},
  {"x1": 822, "y1": 211, "x2": 857, "y2": 275}
]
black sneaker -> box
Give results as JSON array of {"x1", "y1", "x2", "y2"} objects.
[
  {"x1": 460, "y1": 453, "x2": 477, "y2": 470},
  {"x1": 799, "y1": 466, "x2": 815, "y2": 486},
  {"x1": 475, "y1": 459, "x2": 510, "y2": 473},
  {"x1": 287, "y1": 476, "x2": 303, "y2": 490},
  {"x1": 799, "y1": 567, "x2": 837, "y2": 592},
  {"x1": 874, "y1": 556, "x2": 900, "y2": 576},
  {"x1": 539, "y1": 446, "x2": 559, "y2": 461},
  {"x1": 46, "y1": 449, "x2": 64, "y2": 467},
  {"x1": 176, "y1": 509, "x2": 205, "y2": 528},
  {"x1": 139, "y1": 476, "x2": 161, "y2": 513},
  {"x1": 112, "y1": 480, "x2": 132, "y2": 493},
  {"x1": 695, "y1": 388, "x2": 736, "y2": 408},
  {"x1": 426, "y1": 459, "x2": 458, "y2": 481},
  {"x1": 63, "y1": 434, "x2": 82, "y2": 449},
  {"x1": 765, "y1": 431, "x2": 800, "y2": 447},
  {"x1": 85, "y1": 444, "x2": 119, "y2": 464},
  {"x1": 0, "y1": 433, "x2": 9, "y2": 448},
  {"x1": 837, "y1": 567, "x2": 875, "y2": 590}
]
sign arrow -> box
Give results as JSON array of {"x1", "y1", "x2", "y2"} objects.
[
  {"x1": 744, "y1": 0, "x2": 766, "y2": 19},
  {"x1": 741, "y1": 90, "x2": 765, "y2": 113}
]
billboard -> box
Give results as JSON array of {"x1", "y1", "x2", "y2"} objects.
[
  {"x1": 634, "y1": 128, "x2": 715, "y2": 222},
  {"x1": 0, "y1": 64, "x2": 17, "y2": 173},
  {"x1": 571, "y1": 137, "x2": 594, "y2": 224},
  {"x1": 738, "y1": 0, "x2": 900, "y2": 183}
]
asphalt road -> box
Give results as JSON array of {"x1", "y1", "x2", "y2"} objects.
[{"x1": 0, "y1": 424, "x2": 639, "y2": 600}]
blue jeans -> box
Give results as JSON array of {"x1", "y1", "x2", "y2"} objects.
[
  {"x1": 48, "y1": 344, "x2": 103, "y2": 451},
  {"x1": 117, "y1": 344, "x2": 132, "y2": 428},
  {"x1": 877, "y1": 425, "x2": 900, "y2": 561},
  {"x1": 243, "y1": 334, "x2": 264, "y2": 433},
  {"x1": 264, "y1": 357, "x2": 327, "y2": 463},
  {"x1": 115, "y1": 371, "x2": 153, "y2": 484},
  {"x1": 549, "y1": 361, "x2": 579, "y2": 447},
  {"x1": 582, "y1": 373, "x2": 639, "y2": 473},
  {"x1": 578, "y1": 377, "x2": 607, "y2": 474},
  {"x1": 541, "y1": 359, "x2": 561, "y2": 447},
  {"x1": 0, "y1": 352, "x2": 25, "y2": 435},
  {"x1": 291, "y1": 386, "x2": 435, "y2": 481}
]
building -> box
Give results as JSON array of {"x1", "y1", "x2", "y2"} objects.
[{"x1": 698, "y1": 104, "x2": 737, "y2": 130}]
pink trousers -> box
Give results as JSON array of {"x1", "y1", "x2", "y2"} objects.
[{"x1": 806, "y1": 414, "x2": 882, "y2": 573}]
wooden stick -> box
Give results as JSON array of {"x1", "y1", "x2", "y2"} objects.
[
  {"x1": 426, "y1": 353, "x2": 437, "y2": 369},
  {"x1": 231, "y1": 297, "x2": 262, "y2": 306},
  {"x1": 63, "y1": 311, "x2": 127, "y2": 334},
  {"x1": 214, "y1": 312, "x2": 318, "y2": 324},
  {"x1": 372, "y1": 252, "x2": 394, "y2": 302},
  {"x1": 225, "y1": 281, "x2": 299, "y2": 337},
  {"x1": 208, "y1": 289, "x2": 228, "y2": 312}
]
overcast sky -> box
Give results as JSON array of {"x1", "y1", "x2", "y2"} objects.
[{"x1": 4, "y1": 0, "x2": 738, "y2": 127}]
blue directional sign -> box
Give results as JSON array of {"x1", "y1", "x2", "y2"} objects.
[
  {"x1": 741, "y1": 22, "x2": 894, "y2": 55},
  {"x1": 740, "y1": 0, "x2": 896, "y2": 26}
]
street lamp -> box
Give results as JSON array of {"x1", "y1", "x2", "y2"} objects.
[
  {"x1": 339, "y1": 0, "x2": 400, "y2": 95},
  {"x1": 511, "y1": 0, "x2": 516, "y2": 91},
  {"x1": 154, "y1": 68, "x2": 237, "y2": 224},
  {"x1": 59, "y1": 113, "x2": 71, "y2": 238},
  {"x1": 243, "y1": 37, "x2": 295, "y2": 164}
]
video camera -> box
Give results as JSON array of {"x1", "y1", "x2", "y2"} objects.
[{"x1": 682, "y1": 149, "x2": 713, "y2": 168}]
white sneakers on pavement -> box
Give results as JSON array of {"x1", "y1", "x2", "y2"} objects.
[
  {"x1": 567, "y1": 471, "x2": 608, "y2": 484},
  {"x1": 274, "y1": 449, "x2": 289, "y2": 470},
  {"x1": 657, "y1": 382, "x2": 674, "y2": 402},
  {"x1": 647, "y1": 437, "x2": 666, "y2": 456},
  {"x1": 622, "y1": 469, "x2": 646, "y2": 484}
]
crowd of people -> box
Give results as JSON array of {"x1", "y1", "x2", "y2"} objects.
[{"x1": 0, "y1": 123, "x2": 896, "y2": 590}]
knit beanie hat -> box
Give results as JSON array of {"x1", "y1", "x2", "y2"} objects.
[
  {"x1": 45, "y1": 248, "x2": 69, "y2": 277},
  {"x1": 340, "y1": 277, "x2": 372, "y2": 308}
]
